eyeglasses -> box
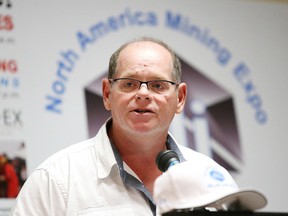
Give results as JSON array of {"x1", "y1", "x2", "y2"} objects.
[{"x1": 109, "y1": 78, "x2": 179, "y2": 95}]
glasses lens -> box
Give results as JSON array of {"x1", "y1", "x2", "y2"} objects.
[
  {"x1": 148, "y1": 81, "x2": 171, "y2": 94},
  {"x1": 116, "y1": 79, "x2": 139, "y2": 93}
]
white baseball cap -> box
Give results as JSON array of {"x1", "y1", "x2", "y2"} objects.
[{"x1": 153, "y1": 160, "x2": 267, "y2": 214}]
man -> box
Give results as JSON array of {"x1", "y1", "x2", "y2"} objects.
[{"x1": 10, "y1": 37, "x2": 237, "y2": 215}]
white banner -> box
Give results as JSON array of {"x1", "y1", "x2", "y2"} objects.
[{"x1": 1, "y1": 0, "x2": 288, "y2": 213}]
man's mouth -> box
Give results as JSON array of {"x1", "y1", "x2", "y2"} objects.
[{"x1": 134, "y1": 109, "x2": 152, "y2": 114}]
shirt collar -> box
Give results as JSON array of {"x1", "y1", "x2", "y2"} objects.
[
  {"x1": 166, "y1": 132, "x2": 186, "y2": 162},
  {"x1": 95, "y1": 118, "x2": 185, "y2": 179},
  {"x1": 95, "y1": 118, "x2": 118, "y2": 179}
]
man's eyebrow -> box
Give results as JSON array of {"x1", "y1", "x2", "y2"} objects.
[{"x1": 117, "y1": 71, "x2": 169, "y2": 80}]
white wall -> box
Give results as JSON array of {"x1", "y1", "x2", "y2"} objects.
[{"x1": 1, "y1": 0, "x2": 288, "y2": 213}]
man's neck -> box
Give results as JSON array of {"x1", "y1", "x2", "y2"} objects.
[{"x1": 108, "y1": 124, "x2": 167, "y2": 194}]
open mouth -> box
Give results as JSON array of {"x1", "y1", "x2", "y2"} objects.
[{"x1": 134, "y1": 109, "x2": 152, "y2": 114}]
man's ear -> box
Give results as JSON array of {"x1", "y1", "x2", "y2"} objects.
[
  {"x1": 102, "y1": 78, "x2": 112, "y2": 110},
  {"x1": 176, "y1": 83, "x2": 187, "y2": 114}
]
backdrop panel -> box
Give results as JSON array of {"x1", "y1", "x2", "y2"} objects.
[{"x1": 1, "y1": 0, "x2": 288, "y2": 214}]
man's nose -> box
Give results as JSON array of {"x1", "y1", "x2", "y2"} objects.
[
  {"x1": 139, "y1": 83, "x2": 150, "y2": 90},
  {"x1": 136, "y1": 84, "x2": 151, "y2": 100}
]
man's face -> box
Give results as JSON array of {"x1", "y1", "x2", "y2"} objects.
[{"x1": 103, "y1": 41, "x2": 186, "y2": 137}]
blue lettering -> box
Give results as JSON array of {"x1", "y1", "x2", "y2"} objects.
[
  {"x1": 217, "y1": 48, "x2": 231, "y2": 65},
  {"x1": 77, "y1": 8, "x2": 158, "y2": 52},
  {"x1": 12, "y1": 77, "x2": 19, "y2": 88},
  {"x1": 233, "y1": 63, "x2": 268, "y2": 124},
  {"x1": 45, "y1": 95, "x2": 62, "y2": 114},
  {"x1": 77, "y1": 31, "x2": 94, "y2": 51},
  {"x1": 108, "y1": 17, "x2": 120, "y2": 30},
  {"x1": 52, "y1": 80, "x2": 65, "y2": 95},
  {"x1": 61, "y1": 51, "x2": 79, "y2": 68},
  {"x1": 57, "y1": 51, "x2": 79, "y2": 81},
  {"x1": 0, "y1": 76, "x2": 19, "y2": 89},
  {"x1": 135, "y1": 11, "x2": 146, "y2": 25},
  {"x1": 165, "y1": 11, "x2": 181, "y2": 29},
  {"x1": 247, "y1": 95, "x2": 262, "y2": 109},
  {"x1": 0, "y1": 76, "x2": 9, "y2": 86},
  {"x1": 256, "y1": 110, "x2": 268, "y2": 124},
  {"x1": 165, "y1": 11, "x2": 231, "y2": 66},
  {"x1": 90, "y1": 22, "x2": 109, "y2": 39},
  {"x1": 45, "y1": 49, "x2": 79, "y2": 113},
  {"x1": 147, "y1": 12, "x2": 157, "y2": 26}
]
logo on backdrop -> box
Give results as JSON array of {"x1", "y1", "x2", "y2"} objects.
[{"x1": 44, "y1": 8, "x2": 269, "y2": 171}]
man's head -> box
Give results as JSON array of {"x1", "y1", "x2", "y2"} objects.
[{"x1": 102, "y1": 37, "x2": 187, "y2": 138}]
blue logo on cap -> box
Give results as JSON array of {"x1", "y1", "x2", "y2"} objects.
[{"x1": 209, "y1": 169, "x2": 225, "y2": 182}]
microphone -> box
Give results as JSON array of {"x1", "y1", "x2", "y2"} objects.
[{"x1": 156, "y1": 150, "x2": 180, "y2": 172}]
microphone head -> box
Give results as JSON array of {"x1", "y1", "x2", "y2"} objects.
[{"x1": 156, "y1": 150, "x2": 180, "y2": 172}]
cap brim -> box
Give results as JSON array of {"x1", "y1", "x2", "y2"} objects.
[{"x1": 201, "y1": 189, "x2": 267, "y2": 211}]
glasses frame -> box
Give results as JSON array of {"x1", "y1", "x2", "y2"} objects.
[{"x1": 109, "y1": 77, "x2": 179, "y2": 95}]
